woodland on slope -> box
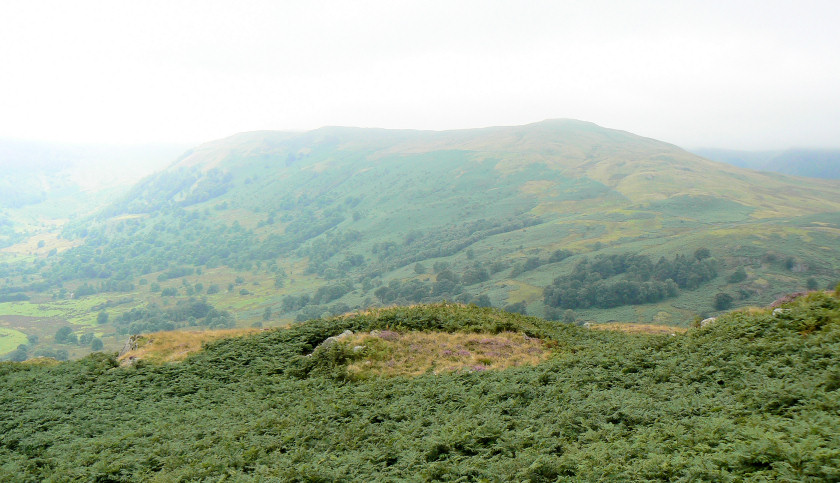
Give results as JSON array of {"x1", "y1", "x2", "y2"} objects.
[{"x1": 1, "y1": 120, "x2": 840, "y2": 360}]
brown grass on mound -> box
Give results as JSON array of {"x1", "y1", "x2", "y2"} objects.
[
  {"x1": 589, "y1": 323, "x2": 688, "y2": 335},
  {"x1": 340, "y1": 331, "x2": 552, "y2": 378},
  {"x1": 118, "y1": 328, "x2": 262, "y2": 364}
]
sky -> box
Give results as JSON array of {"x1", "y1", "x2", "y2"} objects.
[{"x1": 1, "y1": 0, "x2": 838, "y2": 150}]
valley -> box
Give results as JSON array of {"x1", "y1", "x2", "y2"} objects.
[{"x1": 1, "y1": 120, "x2": 839, "y2": 361}]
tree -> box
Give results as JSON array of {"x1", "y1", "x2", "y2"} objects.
[
  {"x1": 462, "y1": 268, "x2": 489, "y2": 286},
  {"x1": 90, "y1": 337, "x2": 104, "y2": 351},
  {"x1": 471, "y1": 295, "x2": 492, "y2": 307},
  {"x1": 714, "y1": 292, "x2": 734, "y2": 311},
  {"x1": 806, "y1": 277, "x2": 819, "y2": 290},
  {"x1": 503, "y1": 301, "x2": 527, "y2": 315},
  {"x1": 562, "y1": 309, "x2": 576, "y2": 324},
  {"x1": 728, "y1": 267, "x2": 747, "y2": 284},
  {"x1": 263, "y1": 307, "x2": 272, "y2": 321},
  {"x1": 7, "y1": 344, "x2": 28, "y2": 362},
  {"x1": 97, "y1": 310, "x2": 109, "y2": 325},
  {"x1": 414, "y1": 263, "x2": 427, "y2": 274},
  {"x1": 55, "y1": 326, "x2": 73, "y2": 344},
  {"x1": 694, "y1": 248, "x2": 711, "y2": 260}
]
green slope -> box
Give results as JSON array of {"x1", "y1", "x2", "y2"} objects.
[
  {"x1": 2, "y1": 294, "x2": 840, "y2": 480},
  {"x1": 3, "y1": 120, "x2": 840, "y2": 358}
]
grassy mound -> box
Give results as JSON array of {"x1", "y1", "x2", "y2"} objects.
[
  {"x1": 2, "y1": 298, "x2": 840, "y2": 480},
  {"x1": 334, "y1": 330, "x2": 552, "y2": 378}
]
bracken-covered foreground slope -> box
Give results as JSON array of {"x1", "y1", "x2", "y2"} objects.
[{"x1": 1, "y1": 293, "x2": 839, "y2": 481}]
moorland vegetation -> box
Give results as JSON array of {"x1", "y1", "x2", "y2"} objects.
[{"x1": 2, "y1": 292, "x2": 840, "y2": 480}]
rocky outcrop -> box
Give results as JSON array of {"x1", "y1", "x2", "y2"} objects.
[{"x1": 118, "y1": 335, "x2": 140, "y2": 357}]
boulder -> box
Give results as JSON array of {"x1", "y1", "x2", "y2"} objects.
[{"x1": 321, "y1": 330, "x2": 354, "y2": 347}]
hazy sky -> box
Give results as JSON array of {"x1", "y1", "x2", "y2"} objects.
[{"x1": 1, "y1": 0, "x2": 838, "y2": 149}]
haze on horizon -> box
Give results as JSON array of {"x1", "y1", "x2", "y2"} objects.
[{"x1": 1, "y1": 0, "x2": 838, "y2": 151}]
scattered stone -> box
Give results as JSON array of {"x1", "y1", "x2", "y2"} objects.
[
  {"x1": 352, "y1": 345, "x2": 365, "y2": 353},
  {"x1": 700, "y1": 317, "x2": 716, "y2": 328},
  {"x1": 773, "y1": 308, "x2": 790, "y2": 317}
]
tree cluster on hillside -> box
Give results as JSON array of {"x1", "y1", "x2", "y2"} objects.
[
  {"x1": 114, "y1": 298, "x2": 234, "y2": 335},
  {"x1": 544, "y1": 251, "x2": 717, "y2": 309}
]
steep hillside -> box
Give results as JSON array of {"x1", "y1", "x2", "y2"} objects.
[
  {"x1": 3, "y1": 120, "x2": 840, "y2": 360},
  {"x1": 2, "y1": 294, "x2": 840, "y2": 480}
]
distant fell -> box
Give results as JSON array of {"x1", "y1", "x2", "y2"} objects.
[{"x1": 694, "y1": 147, "x2": 840, "y2": 180}]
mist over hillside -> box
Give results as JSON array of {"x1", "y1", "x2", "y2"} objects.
[
  {"x1": 693, "y1": 147, "x2": 840, "y2": 180},
  {"x1": 0, "y1": 139, "x2": 187, "y2": 255}
]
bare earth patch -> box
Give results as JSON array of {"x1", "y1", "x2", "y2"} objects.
[
  {"x1": 340, "y1": 331, "x2": 552, "y2": 378},
  {"x1": 118, "y1": 328, "x2": 262, "y2": 364}
]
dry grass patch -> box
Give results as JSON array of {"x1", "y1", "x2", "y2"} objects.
[
  {"x1": 589, "y1": 323, "x2": 687, "y2": 335},
  {"x1": 118, "y1": 328, "x2": 262, "y2": 364},
  {"x1": 340, "y1": 331, "x2": 552, "y2": 378}
]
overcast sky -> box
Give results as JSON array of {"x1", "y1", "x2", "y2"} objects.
[{"x1": 1, "y1": 0, "x2": 838, "y2": 149}]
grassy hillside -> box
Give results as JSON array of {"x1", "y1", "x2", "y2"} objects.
[
  {"x1": 2, "y1": 293, "x2": 839, "y2": 480},
  {"x1": 3, "y1": 120, "x2": 840, "y2": 360}
]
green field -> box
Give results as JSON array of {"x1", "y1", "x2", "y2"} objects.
[{"x1": 0, "y1": 328, "x2": 27, "y2": 355}]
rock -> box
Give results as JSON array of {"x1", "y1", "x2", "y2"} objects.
[
  {"x1": 320, "y1": 330, "x2": 354, "y2": 347},
  {"x1": 118, "y1": 335, "x2": 140, "y2": 357},
  {"x1": 700, "y1": 317, "x2": 716, "y2": 327},
  {"x1": 773, "y1": 308, "x2": 790, "y2": 317},
  {"x1": 352, "y1": 345, "x2": 365, "y2": 353}
]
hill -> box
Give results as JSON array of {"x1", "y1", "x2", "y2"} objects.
[
  {"x1": 2, "y1": 293, "x2": 839, "y2": 480},
  {"x1": 3, "y1": 120, "x2": 840, "y2": 360},
  {"x1": 694, "y1": 147, "x2": 840, "y2": 180}
]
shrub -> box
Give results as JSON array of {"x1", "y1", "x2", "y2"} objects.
[{"x1": 714, "y1": 292, "x2": 734, "y2": 310}]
